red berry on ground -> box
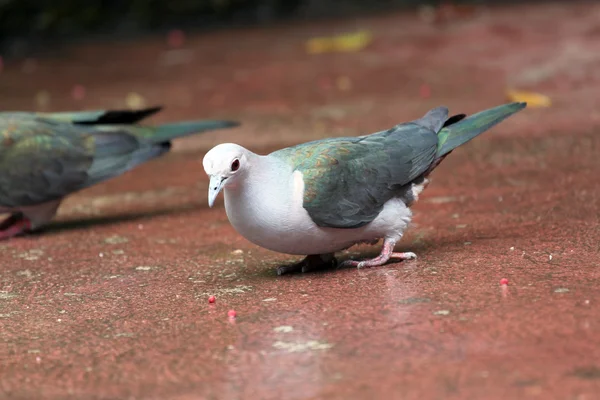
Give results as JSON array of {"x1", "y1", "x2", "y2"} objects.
[
  {"x1": 208, "y1": 295, "x2": 216, "y2": 304},
  {"x1": 500, "y1": 278, "x2": 509, "y2": 285},
  {"x1": 227, "y1": 309, "x2": 237, "y2": 318}
]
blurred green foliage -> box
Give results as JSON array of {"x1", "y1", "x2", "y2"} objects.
[{"x1": 0, "y1": 0, "x2": 300, "y2": 45}]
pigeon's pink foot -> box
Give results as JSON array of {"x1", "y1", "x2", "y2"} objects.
[
  {"x1": 0, "y1": 214, "x2": 32, "y2": 240},
  {"x1": 339, "y1": 238, "x2": 417, "y2": 269},
  {"x1": 277, "y1": 253, "x2": 336, "y2": 276}
]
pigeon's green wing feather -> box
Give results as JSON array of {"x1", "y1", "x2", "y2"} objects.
[
  {"x1": 0, "y1": 117, "x2": 95, "y2": 207},
  {"x1": 0, "y1": 115, "x2": 167, "y2": 208},
  {"x1": 271, "y1": 122, "x2": 440, "y2": 229},
  {"x1": 270, "y1": 103, "x2": 526, "y2": 229},
  {"x1": 0, "y1": 110, "x2": 239, "y2": 208}
]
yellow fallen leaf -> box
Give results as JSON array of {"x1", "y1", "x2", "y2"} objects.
[
  {"x1": 332, "y1": 30, "x2": 372, "y2": 52},
  {"x1": 306, "y1": 30, "x2": 372, "y2": 54},
  {"x1": 126, "y1": 92, "x2": 146, "y2": 109},
  {"x1": 306, "y1": 37, "x2": 332, "y2": 54},
  {"x1": 506, "y1": 89, "x2": 551, "y2": 107}
]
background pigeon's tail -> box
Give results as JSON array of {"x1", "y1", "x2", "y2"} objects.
[
  {"x1": 137, "y1": 120, "x2": 240, "y2": 144},
  {"x1": 436, "y1": 102, "x2": 527, "y2": 159}
]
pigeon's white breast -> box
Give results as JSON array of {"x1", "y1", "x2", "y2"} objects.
[{"x1": 223, "y1": 162, "x2": 413, "y2": 255}]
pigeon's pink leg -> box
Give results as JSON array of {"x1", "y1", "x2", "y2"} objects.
[
  {"x1": 277, "y1": 253, "x2": 336, "y2": 276},
  {"x1": 340, "y1": 238, "x2": 417, "y2": 269},
  {"x1": 0, "y1": 214, "x2": 32, "y2": 240}
]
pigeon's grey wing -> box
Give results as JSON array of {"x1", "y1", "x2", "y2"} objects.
[
  {"x1": 0, "y1": 116, "x2": 165, "y2": 208},
  {"x1": 271, "y1": 121, "x2": 441, "y2": 229},
  {"x1": 0, "y1": 117, "x2": 95, "y2": 207}
]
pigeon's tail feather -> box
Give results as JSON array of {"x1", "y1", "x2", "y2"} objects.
[
  {"x1": 442, "y1": 113, "x2": 466, "y2": 128},
  {"x1": 45, "y1": 107, "x2": 163, "y2": 125},
  {"x1": 436, "y1": 102, "x2": 526, "y2": 159},
  {"x1": 140, "y1": 120, "x2": 240, "y2": 144}
]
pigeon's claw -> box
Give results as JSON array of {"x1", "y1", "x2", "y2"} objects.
[
  {"x1": 0, "y1": 213, "x2": 32, "y2": 240},
  {"x1": 276, "y1": 254, "x2": 337, "y2": 276},
  {"x1": 339, "y1": 238, "x2": 417, "y2": 269},
  {"x1": 391, "y1": 252, "x2": 417, "y2": 261}
]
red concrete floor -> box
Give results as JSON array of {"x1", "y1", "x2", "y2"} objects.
[{"x1": 1, "y1": 2, "x2": 600, "y2": 399}]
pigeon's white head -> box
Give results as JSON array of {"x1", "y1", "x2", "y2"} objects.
[{"x1": 203, "y1": 143, "x2": 252, "y2": 207}]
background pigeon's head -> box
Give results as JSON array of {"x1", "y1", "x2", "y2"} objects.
[{"x1": 203, "y1": 143, "x2": 251, "y2": 207}]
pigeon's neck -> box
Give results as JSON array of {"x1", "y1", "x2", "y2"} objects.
[{"x1": 222, "y1": 154, "x2": 300, "y2": 248}]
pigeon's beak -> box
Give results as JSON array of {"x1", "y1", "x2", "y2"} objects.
[{"x1": 208, "y1": 175, "x2": 226, "y2": 208}]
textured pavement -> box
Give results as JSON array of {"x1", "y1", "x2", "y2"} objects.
[{"x1": 1, "y1": 2, "x2": 600, "y2": 399}]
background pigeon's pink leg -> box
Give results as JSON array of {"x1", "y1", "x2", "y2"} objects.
[
  {"x1": 340, "y1": 238, "x2": 416, "y2": 269},
  {"x1": 0, "y1": 214, "x2": 32, "y2": 240}
]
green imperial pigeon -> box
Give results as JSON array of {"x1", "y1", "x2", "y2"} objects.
[
  {"x1": 203, "y1": 102, "x2": 526, "y2": 275},
  {"x1": 0, "y1": 106, "x2": 239, "y2": 239}
]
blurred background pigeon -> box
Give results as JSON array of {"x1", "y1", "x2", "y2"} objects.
[{"x1": 0, "y1": 107, "x2": 239, "y2": 239}]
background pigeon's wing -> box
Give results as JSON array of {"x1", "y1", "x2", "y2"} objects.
[
  {"x1": 271, "y1": 111, "x2": 446, "y2": 229},
  {"x1": 0, "y1": 108, "x2": 237, "y2": 208},
  {"x1": 0, "y1": 117, "x2": 95, "y2": 207},
  {"x1": 0, "y1": 116, "x2": 166, "y2": 208}
]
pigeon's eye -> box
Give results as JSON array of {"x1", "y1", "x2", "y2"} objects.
[{"x1": 231, "y1": 159, "x2": 240, "y2": 172}]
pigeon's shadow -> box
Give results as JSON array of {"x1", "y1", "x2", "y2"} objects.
[
  {"x1": 264, "y1": 230, "x2": 525, "y2": 277},
  {"x1": 32, "y1": 204, "x2": 198, "y2": 237}
]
